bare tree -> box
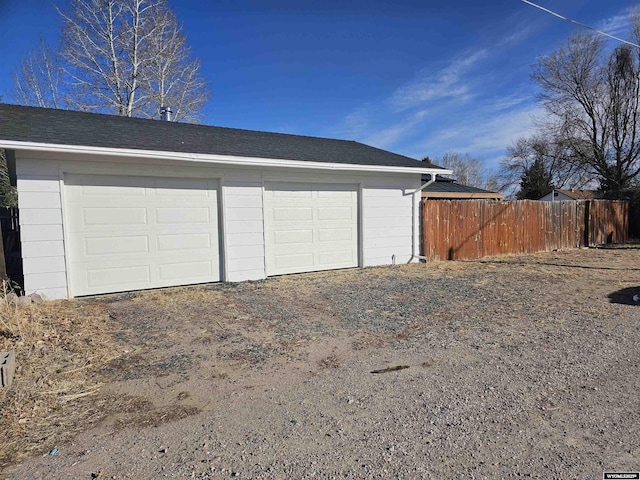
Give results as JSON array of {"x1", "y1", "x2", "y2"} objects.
[
  {"x1": 439, "y1": 152, "x2": 491, "y2": 189},
  {"x1": 498, "y1": 135, "x2": 595, "y2": 195},
  {"x1": 142, "y1": 6, "x2": 208, "y2": 122},
  {"x1": 12, "y1": 37, "x2": 64, "y2": 109},
  {"x1": 531, "y1": 15, "x2": 640, "y2": 198},
  {"x1": 12, "y1": 0, "x2": 208, "y2": 122}
]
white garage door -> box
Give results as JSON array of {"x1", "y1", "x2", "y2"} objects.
[
  {"x1": 264, "y1": 182, "x2": 358, "y2": 276},
  {"x1": 64, "y1": 174, "x2": 220, "y2": 296}
]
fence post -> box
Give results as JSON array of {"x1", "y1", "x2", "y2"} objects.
[{"x1": 583, "y1": 200, "x2": 591, "y2": 247}]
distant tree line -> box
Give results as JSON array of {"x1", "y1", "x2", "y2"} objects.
[{"x1": 422, "y1": 152, "x2": 499, "y2": 192}]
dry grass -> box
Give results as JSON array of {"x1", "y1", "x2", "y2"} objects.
[
  {"x1": 318, "y1": 355, "x2": 341, "y2": 369},
  {"x1": 130, "y1": 285, "x2": 228, "y2": 309},
  {"x1": 0, "y1": 287, "x2": 119, "y2": 468}
]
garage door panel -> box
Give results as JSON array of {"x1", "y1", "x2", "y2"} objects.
[
  {"x1": 65, "y1": 173, "x2": 220, "y2": 296},
  {"x1": 84, "y1": 235, "x2": 149, "y2": 256},
  {"x1": 269, "y1": 183, "x2": 314, "y2": 198},
  {"x1": 66, "y1": 173, "x2": 148, "y2": 190},
  {"x1": 157, "y1": 233, "x2": 212, "y2": 252},
  {"x1": 274, "y1": 229, "x2": 314, "y2": 245},
  {"x1": 265, "y1": 182, "x2": 358, "y2": 276},
  {"x1": 316, "y1": 187, "x2": 354, "y2": 197},
  {"x1": 318, "y1": 249, "x2": 354, "y2": 266},
  {"x1": 274, "y1": 253, "x2": 315, "y2": 271},
  {"x1": 153, "y1": 177, "x2": 212, "y2": 193},
  {"x1": 314, "y1": 240, "x2": 356, "y2": 252},
  {"x1": 317, "y1": 227, "x2": 355, "y2": 242},
  {"x1": 317, "y1": 206, "x2": 355, "y2": 221},
  {"x1": 85, "y1": 265, "x2": 151, "y2": 288},
  {"x1": 155, "y1": 207, "x2": 212, "y2": 225},
  {"x1": 158, "y1": 260, "x2": 214, "y2": 281},
  {"x1": 80, "y1": 184, "x2": 147, "y2": 197},
  {"x1": 88, "y1": 207, "x2": 148, "y2": 227},
  {"x1": 272, "y1": 207, "x2": 313, "y2": 221}
]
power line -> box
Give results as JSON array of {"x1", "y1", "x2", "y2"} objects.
[{"x1": 521, "y1": 0, "x2": 640, "y2": 49}]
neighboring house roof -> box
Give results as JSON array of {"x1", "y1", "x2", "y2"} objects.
[
  {"x1": 421, "y1": 175, "x2": 503, "y2": 200},
  {"x1": 552, "y1": 189, "x2": 599, "y2": 200},
  {"x1": 0, "y1": 103, "x2": 450, "y2": 174},
  {"x1": 538, "y1": 189, "x2": 601, "y2": 201}
]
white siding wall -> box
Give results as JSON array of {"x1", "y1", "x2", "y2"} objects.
[
  {"x1": 222, "y1": 171, "x2": 265, "y2": 282},
  {"x1": 539, "y1": 190, "x2": 573, "y2": 202},
  {"x1": 361, "y1": 176, "x2": 420, "y2": 267},
  {"x1": 15, "y1": 151, "x2": 422, "y2": 298},
  {"x1": 17, "y1": 173, "x2": 68, "y2": 299}
]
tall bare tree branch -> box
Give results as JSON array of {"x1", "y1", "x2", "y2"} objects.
[
  {"x1": 530, "y1": 14, "x2": 640, "y2": 198},
  {"x1": 12, "y1": 0, "x2": 208, "y2": 122},
  {"x1": 12, "y1": 37, "x2": 63, "y2": 109},
  {"x1": 438, "y1": 152, "x2": 492, "y2": 190},
  {"x1": 498, "y1": 135, "x2": 595, "y2": 197},
  {"x1": 140, "y1": 5, "x2": 208, "y2": 122}
]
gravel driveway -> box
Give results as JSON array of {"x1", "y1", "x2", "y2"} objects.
[{"x1": 5, "y1": 247, "x2": 640, "y2": 479}]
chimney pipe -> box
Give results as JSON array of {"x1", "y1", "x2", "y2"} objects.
[{"x1": 159, "y1": 105, "x2": 173, "y2": 122}]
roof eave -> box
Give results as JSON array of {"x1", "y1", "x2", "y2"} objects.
[
  {"x1": 421, "y1": 192, "x2": 504, "y2": 199},
  {"x1": 0, "y1": 140, "x2": 452, "y2": 176}
]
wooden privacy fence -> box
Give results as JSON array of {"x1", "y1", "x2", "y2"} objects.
[{"x1": 421, "y1": 199, "x2": 628, "y2": 261}]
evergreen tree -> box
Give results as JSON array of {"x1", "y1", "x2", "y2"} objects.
[{"x1": 517, "y1": 158, "x2": 554, "y2": 200}]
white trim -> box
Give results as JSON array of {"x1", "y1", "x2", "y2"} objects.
[
  {"x1": 260, "y1": 176, "x2": 268, "y2": 277},
  {"x1": 1, "y1": 140, "x2": 452, "y2": 176},
  {"x1": 218, "y1": 174, "x2": 228, "y2": 282},
  {"x1": 357, "y1": 183, "x2": 364, "y2": 268},
  {"x1": 59, "y1": 170, "x2": 72, "y2": 298},
  {"x1": 261, "y1": 173, "x2": 372, "y2": 184}
]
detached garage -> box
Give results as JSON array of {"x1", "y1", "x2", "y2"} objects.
[{"x1": 0, "y1": 104, "x2": 449, "y2": 299}]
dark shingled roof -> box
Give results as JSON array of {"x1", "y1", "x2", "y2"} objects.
[
  {"x1": 421, "y1": 175, "x2": 503, "y2": 197},
  {"x1": 0, "y1": 103, "x2": 446, "y2": 171},
  {"x1": 423, "y1": 177, "x2": 497, "y2": 195}
]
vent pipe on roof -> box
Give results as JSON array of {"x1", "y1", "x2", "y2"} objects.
[{"x1": 159, "y1": 106, "x2": 173, "y2": 122}]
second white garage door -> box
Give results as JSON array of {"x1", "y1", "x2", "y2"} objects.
[
  {"x1": 64, "y1": 174, "x2": 220, "y2": 296},
  {"x1": 264, "y1": 182, "x2": 359, "y2": 276}
]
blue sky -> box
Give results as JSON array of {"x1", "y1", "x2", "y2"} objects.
[{"x1": 0, "y1": 0, "x2": 637, "y2": 173}]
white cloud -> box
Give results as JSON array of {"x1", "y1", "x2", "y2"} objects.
[
  {"x1": 362, "y1": 109, "x2": 429, "y2": 149},
  {"x1": 389, "y1": 49, "x2": 488, "y2": 112},
  {"x1": 406, "y1": 102, "x2": 544, "y2": 170},
  {"x1": 340, "y1": 106, "x2": 373, "y2": 139},
  {"x1": 332, "y1": 21, "x2": 551, "y2": 166},
  {"x1": 456, "y1": 105, "x2": 544, "y2": 153},
  {"x1": 487, "y1": 92, "x2": 529, "y2": 112},
  {"x1": 363, "y1": 123, "x2": 413, "y2": 150},
  {"x1": 598, "y1": 14, "x2": 631, "y2": 36},
  {"x1": 597, "y1": 4, "x2": 640, "y2": 38},
  {"x1": 496, "y1": 25, "x2": 536, "y2": 48},
  {"x1": 327, "y1": 3, "x2": 640, "y2": 181}
]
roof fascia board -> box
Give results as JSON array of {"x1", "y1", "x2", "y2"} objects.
[{"x1": 1, "y1": 140, "x2": 453, "y2": 176}]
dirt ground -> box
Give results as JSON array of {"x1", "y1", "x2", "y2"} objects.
[{"x1": 3, "y1": 246, "x2": 640, "y2": 478}]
